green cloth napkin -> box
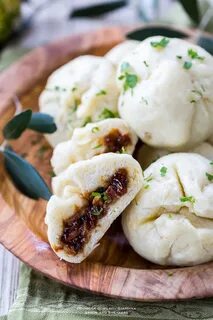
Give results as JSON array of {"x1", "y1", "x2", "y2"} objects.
[{"x1": 1, "y1": 263, "x2": 213, "y2": 320}]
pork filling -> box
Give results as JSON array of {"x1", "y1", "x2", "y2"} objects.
[
  {"x1": 60, "y1": 168, "x2": 128, "y2": 255},
  {"x1": 103, "y1": 129, "x2": 131, "y2": 153}
]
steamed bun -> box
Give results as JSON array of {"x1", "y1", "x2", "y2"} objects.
[
  {"x1": 51, "y1": 118, "x2": 137, "y2": 174},
  {"x1": 105, "y1": 40, "x2": 140, "y2": 66},
  {"x1": 137, "y1": 142, "x2": 213, "y2": 169},
  {"x1": 117, "y1": 37, "x2": 213, "y2": 151},
  {"x1": 122, "y1": 153, "x2": 213, "y2": 266},
  {"x1": 46, "y1": 153, "x2": 143, "y2": 263},
  {"x1": 39, "y1": 56, "x2": 119, "y2": 147}
]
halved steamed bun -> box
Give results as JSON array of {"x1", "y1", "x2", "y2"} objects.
[
  {"x1": 122, "y1": 153, "x2": 213, "y2": 266},
  {"x1": 51, "y1": 118, "x2": 138, "y2": 174},
  {"x1": 39, "y1": 55, "x2": 119, "y2": 147},
  {"x1": 117, "y1": 36, "x2": 213, "y2": 151},
  {"x1": 105, "y1": 40, "x2": 140, "y2": 66},
  {"x1": 46, "y1": 153, "x2": 143, "y2": 263}
]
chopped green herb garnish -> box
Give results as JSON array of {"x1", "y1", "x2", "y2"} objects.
[
  {"x1": 150, "y1": 38, "x2": 169, "y2": 49},
  {"x1": 192, "y1": 89, "x2": 203, "y2": 97},
  {"x1": 144, "y1": 173, "x2": 153, "y2": 183},
  {"x1": 119, "y1": 62, "x2": 138, "y2": 92},
  {"x1": 123, "y1": 74, "x2": 138, "y2": 92},
  {"x1": 91, "y1": 191, "x2": 102, "y2": 199},
  {"x1": 45, "y1": 86, "x2": 67, "y2": 92},
  {"x1": 93, "y1": 144, "x2": 102, "y2": 149},
  {"x1": 183, "y1": 61, "x2": 192, "y2": 70},
  {"x1": 119, "y1": 146, "x2": 126, "y2": 154},
  {"x1": 180, "y1": 196, "x2": 195, "y2": 204},
  {"x1": 92, "y1": 126, "x2": 99, "y2": 133},
  {"x1": 143, "y1": 60, "x2": 149, "y2": 67},
  {"x1": 210, "y1": 161, "x2": 213, "y2": 165},
  {"x1": 96, "y1": 89, "x2": 107, "y2": 96},
  {"x1": 91, "y1": 190, "x2": 109, "y2": 202},
  {"x1": 99, "y1": 108, "x2": 119, "y2": 120},
  {"x1": 121, "y1": 62, "x2": 131, "y2": 73},
  {"x1": 144, "y1": 184, "x2": 150, "y2": 189},
  {"x1": 190, "y1": 100, "x2": 196, "y2": 103},
  {"x1": 168, "y1": 213, "x2": 173, "y2": 219},
  {"x1": 206, "y1": 172, "x2": 213, "y2": 182},
  {"x1": 83, "y1": 116, "x2": 92, "y2": 127},
  {"x1": 141, "y1": 96, "x2": 148, "y2": 105},
  {"x1": 160, "y1": 166, "x2": 167, "y2": 177},
  {"x1": 91, "y1": 207, "x2": 103, "y2": 216},
  {"x1": 188, "y1": 48, "x2": 204, "y2": 61},
  {"x1": 72, "y1": 87, "x2": 77, "y2": 92},
  {"x1": 176, "y1": 55, "x2": 182, "y2": 59}
]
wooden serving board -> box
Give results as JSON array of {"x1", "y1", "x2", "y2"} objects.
[{"x1": 1, "y1": 26, "x2": 213, "y2": 301}]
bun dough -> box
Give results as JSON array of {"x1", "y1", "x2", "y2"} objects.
[
  {"x1": 105, "y1": 40, "x2": 140, "y2": 66},
  {"x1": 117, "y1": 37, "x2": 213, "y2": 150},
  {"x1": 39, "y1": 56, "x2": 119, "y2": 147},
  {"x1": 122, "y1": 153, "x2": 213, "y2": 266},
  {"x1": 46, "y1": 153, "x2": 143, "y2": 263},
  {"x1": 51, "y1": 118, "x2": 138, "y2": 174},
  {"x1": 137, "y1": 142, "x2": 213, "y2": 169}
]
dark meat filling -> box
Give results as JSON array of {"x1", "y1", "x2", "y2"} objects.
[
  {"x1": 60, "y1": 168, "x2": 128, "y2": 255},
  {"x1": 103, "y1": 129, "x2": 131, "y2": 153}
]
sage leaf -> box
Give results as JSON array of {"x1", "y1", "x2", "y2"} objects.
[
  {"x1": 3, "y1": 109, "x2": 32, "y2": 139},
  {"x1": 178, "y1": 0, "x2": 200, "y2": 24},
  {"x1": 27, "y1": 112, "x2": 57, "y2": 133},
  {"x1": 3, "y1": 149, "x2": 52, "y2": 200},
  {"x1": 126, "y1": 26, "x2": 188, "y2": 41},
  {"x1": 70, "y1": 0, "x2": 127, "y2": 17}
]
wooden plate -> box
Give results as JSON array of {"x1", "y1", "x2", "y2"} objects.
[{"x1": 1, "y1": 26, "x2": 213, "y2": 301}]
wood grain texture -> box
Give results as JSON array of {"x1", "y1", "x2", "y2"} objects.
[{"x1": 1, "y1": 26, "x2": 213, "y2": 301}]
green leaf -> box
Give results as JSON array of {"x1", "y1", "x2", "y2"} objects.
[
  {"x1": 160, "y1": 166, "x2": 167, "y2": 177},
  {"x1": 3, "y1": 149, "x2": 52, "y2": 200},
  {"x1": 126, "y1": 26, "x2": 188, "y2": 41},
  {"x1": 178, "y1": 0, "x2": 200, "y2": 24},
  {"x1": 27, "y1": 112, "x2": 57, "y2": 133},
  {"x1": 150, "y1": 38, "x2": 170, "y2": 48},
  {"x1": 70, "y1": 0, "x2": 127, "y2": 18},
  {"x1": 3, "y1": 109, "x2": 32, "y2": 139},
  {"x1": 197, "y1": 36, "x2": 213, "y2": 55},
  {"x1": 180, "y1": 195, "x2": 195, "y2": 204},
  {"x1": 183, "y1": 61, "x2": 192, "y2": 69},
  {"x1": 99, "y1": 108, "x2": 119, "y2": 120},
  {"x1": 206, "y1": 172, "x2": 213, "y2": 182}
]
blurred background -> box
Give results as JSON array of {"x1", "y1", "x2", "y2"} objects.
[{"x1": 0, "y1": 0, "x2": 212, "y2": 71}]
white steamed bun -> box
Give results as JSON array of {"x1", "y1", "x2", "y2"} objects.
[
  {"x1": 117, "y1": 36, "x2": 213, "y2": 151},
  {"x1": 122, "y1": 153, "x2": 213, "y2": 266},
  {"x1": 51, "y1": 118, "x2": 137, "y2": 174},
  {"x1": 46, "y1": 153, "x2": 143, "y2": 263},
  {"x1": 39, "y1": 55, "x2": 119, "y2": 147},
  {"x1": 105, "y1": 40, "x2": 140, "y2": 66}
]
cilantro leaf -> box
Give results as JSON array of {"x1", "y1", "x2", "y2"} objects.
[
  {"x1": 150, "y1": 37, "x2": 169, "y2": 48},
  {"x1": 180, "y1": 196, "x2": 195, "y2": 204},
  {"x1": 99, "y1": 108, "x2": 119, "y2": 120},
  {"x1": 206, "y1": 172, "x2": 213, "y2": 182},
  {"x1": 188, "y1": 48, "x2": 204, "y2": 60},
  {"x1": 183, "y1": 61, "x2": 192, "y2": 69},
  {"x1": 160, "y1": 166, "x2": 167, "y2": 177}
]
